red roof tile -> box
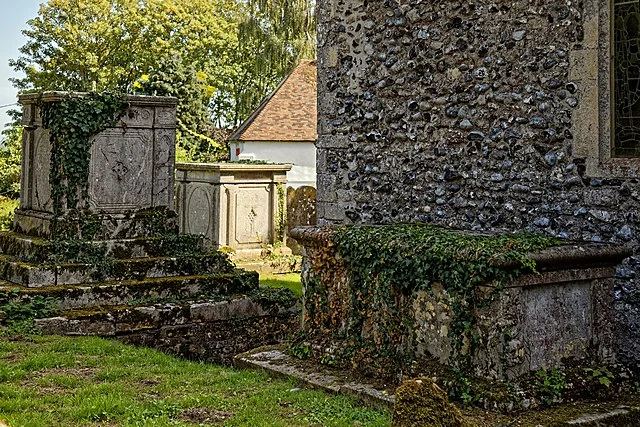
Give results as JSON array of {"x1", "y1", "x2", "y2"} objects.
[{"x1": 229, "y1": 60, "x2": 317, "y2": 142}]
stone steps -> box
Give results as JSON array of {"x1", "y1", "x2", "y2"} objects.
[
  {"x1": 30, "y1": 287, "x2": 301, "y2": 365},
  {"x1": 34, "y1": 290, "x2": 299, "y2": 337},
  {"x1": 0, "y1": 231, "x2": 208, "y2": 263},
  {"x1": 0, "y1": 269, "x2": 259, "y2": 311},
  {"x1": 0, "y1": 252, "x2": 234, "y2": 287}
]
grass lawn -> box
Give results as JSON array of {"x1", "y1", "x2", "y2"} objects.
[
  {"x1": 259, "y1": 272, "x2": 303, "y2": 297},
  {"x1": 0, "y1": 334, "x2": 390, "y2": 427}
]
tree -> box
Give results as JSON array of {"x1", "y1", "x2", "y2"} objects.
[
  {"x1": 211, "y1": 0, "x2": 316, "y2": 126},
  {"x1": 10, "y1": 0, "x2": 237, "y2": 94},
  {"x1": 0, "y1": 124, "x2": 22, "y2": 199},
  {"x1": 135, "y1": 56, "x2": 226, "y2": 161},
  {"x1": 10, "y1": 0, "x2": 316, "y2": 142}
]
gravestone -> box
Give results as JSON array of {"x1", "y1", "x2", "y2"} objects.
[
  {"x1": 175, "y1": 162, "x2": 292, "y2": 258},
  {"x1": 286, "y1": 186, "x2": 316, "y2": 255},
  {"x1": 15, "y1": 92, "x2": 177, "y2": 239}
]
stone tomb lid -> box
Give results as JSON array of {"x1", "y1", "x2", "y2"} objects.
[
  {"x1": 18, "y1": 91, "x2": 178, "y2": 106},
  {"x1": 176, "y1": 162, "x2": 293, "y2": 173}
]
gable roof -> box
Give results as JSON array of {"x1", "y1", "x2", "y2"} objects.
[{"x1": 228, "y1": 60, "x2": 317, "y2": 142}]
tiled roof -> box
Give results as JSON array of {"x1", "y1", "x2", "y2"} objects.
[{"x1": 228, "y1": 60, "x2": 317, "y2": 142}]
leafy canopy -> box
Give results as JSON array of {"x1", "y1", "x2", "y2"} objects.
[{"x1": 11, "y1": 0, "x2": 316, "y2": 129}]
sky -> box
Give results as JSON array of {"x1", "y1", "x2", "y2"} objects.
[{"x1": 0, "y1": 1, "x2": 42, "y2": 129}]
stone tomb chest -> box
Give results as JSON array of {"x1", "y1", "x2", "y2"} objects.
[
  {"x1": 175, "y1": 162, "x2": 292, "y2": 257},
  {"x1": 15, "y1": 92, "x2": 177, "y2": 238}
]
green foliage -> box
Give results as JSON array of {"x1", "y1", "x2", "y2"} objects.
[
  {"x1": 0, "y1": 289, "x2": 59, "y2": 329},
  {"x1": 0, "y1": 125, "x2": 22, "y2": 199},
  {"x1": 212, "y1": 0, "x2": 316, "y2": 126},
  {"x1": 10, "y1": 0, "x2": 235, "y2": 94},
  {"x1": 12, "y1": 0, "x2": 316, "y2": 130},
  {"x1": 308, "y1": 225, "x2": 560, "y2": 385},
  {"x1": 290, "y1": 343, "x2": 312, "y2": 360},
  {"x1": 135, "y1": 55, "x2": 227, "y2": 162},
  {"x1": 584, "y1": 366, "x2": 615, "y2": 389},
  {"x1": 260, "y1": 243, "x2": 301, "y2": 273},
  {"x1": 276, "y1": 183, "x2": 287, "y2": 242},
  {"x1": 289, "y1": 333, "x2": 312, "y2": 360},
  {"x1": 248, "y1": 286, "x2": 298, "y2": 310},
  {"x1": 0, "y1": 198, "x2": 19, "y2": 231},
  {"x1": 319, "y1": 353, "x2": 338, "y2": 367},
  {"x1": 536, "y1": 368, "x2": 567, "y2": 405}
]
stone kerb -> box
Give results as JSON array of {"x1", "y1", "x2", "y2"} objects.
[
  {"x1": 15, "y1": 92, "x2": 178, "y2": 239},
  {"x1": 175, "y1": 162, "x2": 292, "y2": 258},
  {"x1": 290, "y1": 226, "x2": 632, "y2": 381}
]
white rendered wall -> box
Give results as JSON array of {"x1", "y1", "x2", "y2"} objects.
[{"x1": 230, "y1": 141, "x2": 316, "y2": 188}]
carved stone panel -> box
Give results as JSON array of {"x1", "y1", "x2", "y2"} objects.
[
  {"x1": 120, "y1": 107, "x2": 154, "y2": 128},
  {"x1": 186, "y1": 184, "x2": 213, "y2": 239},
  {"x1": 31, "y1": 129, "x2": 52, "y2": 212},
  {"x1": 153, "y1": 129, "x2": 175, "y2": 208},
  {"x1": 233, "y1": 186, "x2": 271, "y2": 245},
  {"x1": 156, "y1": 107, "x2": 177, "y2": 126},
  {"x1": 522, "y1": 281, "x2": 592, "y2": 370},
  {"x1": 88, "y1": 129, "x2": 154, "y2": 212}
]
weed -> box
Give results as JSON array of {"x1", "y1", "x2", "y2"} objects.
[
  {"x1": 319, "y1": 354, "x2": 337, "y2": 367},
  {"x1": 584, "y1": 366, "x2": 615, "y2": 388},
  {"x1": 536, "y1": 368, "x2": 566, "y2": 405},
  {"x1": 0, "y1": 295, "x2": 59, "y2": 326}
]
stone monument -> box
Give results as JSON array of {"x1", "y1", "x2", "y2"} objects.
[
  {"x1": 15, "y1": 92, "x2": 177, "y2": 239},
  {"x1": 175, "y1": 162, "x2": 292, "y2": 258},
  {"x1": 0, "y1": 92, "x2": 299, "y2": 362}
]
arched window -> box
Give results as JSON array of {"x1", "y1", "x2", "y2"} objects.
[{"x1": 613, "y1": 0, "x2": 640, "y2": 157}]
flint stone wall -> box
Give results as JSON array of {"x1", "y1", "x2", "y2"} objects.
[{"x1": 316, "y1": 0, "x2": 640, "y2": 367}]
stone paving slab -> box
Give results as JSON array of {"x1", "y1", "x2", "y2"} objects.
[{"x1": 234, "y1": 347, "x2": 395, "y2": 410}]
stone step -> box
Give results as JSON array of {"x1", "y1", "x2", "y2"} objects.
[
  {"x1": 0, "y1": 252, "x2": 234, "y2": 287},
  {"x1": 0, "y1": 231, "x2": 206, "y2": 263},
  {"x1": 0, "y1": 269, "x2": 259, "y2": 311},
  {"x1": 33, "y1": 288, "x2": 300, "y2": 337}
]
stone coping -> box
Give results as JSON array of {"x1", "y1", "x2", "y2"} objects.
[
  {"x1": 176, "y1": 162, "x2": 292, "y2": 173},
  {"x1": 289, "y1": 226, "x2": 633, "y2": 272},
  {"x1": 18, "y1": 91, "x2": 178, "y2": 105}
]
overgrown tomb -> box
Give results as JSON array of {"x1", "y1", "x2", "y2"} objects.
[{"x1": 0, "y1": 92, "x2": 298, "y2": 364}]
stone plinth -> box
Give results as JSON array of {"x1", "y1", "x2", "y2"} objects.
[
  {"x1": 15, "y1": 92, "x2": 177, "y2": 238},
  {"x1": 290, "y1": 226, "x2": 632, "y2": 381},
  {"x1": 175, "y1": 163, "x2": 292, "y2": 258}
]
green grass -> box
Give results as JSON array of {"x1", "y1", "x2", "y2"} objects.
[
  {"x1": 259, "y1": 272, "x2": 303, "y2": 297},
  {"x1": 0, "y1": 335, "x2": 390, "y2": 426},
  {"x1": 0, "y1": 198, "x2": 18, "y2": 231}
]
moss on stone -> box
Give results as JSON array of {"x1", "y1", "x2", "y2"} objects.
[{"x1": 392, "y1": 378, "x2": 471, "y2": 427}]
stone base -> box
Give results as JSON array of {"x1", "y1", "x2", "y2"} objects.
[
  {"x1": 0, "y1": 230, "x2": 231, "y2": 287},
  {"x1": 13, "y1": 207, "x2": 179, "y2": 240},
  {"x1": 291, "y1": 226, "x2": 632, "y2": 381},
  {"x1": 33, "y1": 288, "x2": 300, "y2": 366}
]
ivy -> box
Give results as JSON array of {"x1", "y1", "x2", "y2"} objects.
[
  {"x1": 275, "y1": 183, "x2": 287, "y2": 242},
  {"x1": 310, "y1": 225, "x2": 560, "y2": 381},
  {"x1": 41, "y1": 92, "x2": 127, "y2": 226}
]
